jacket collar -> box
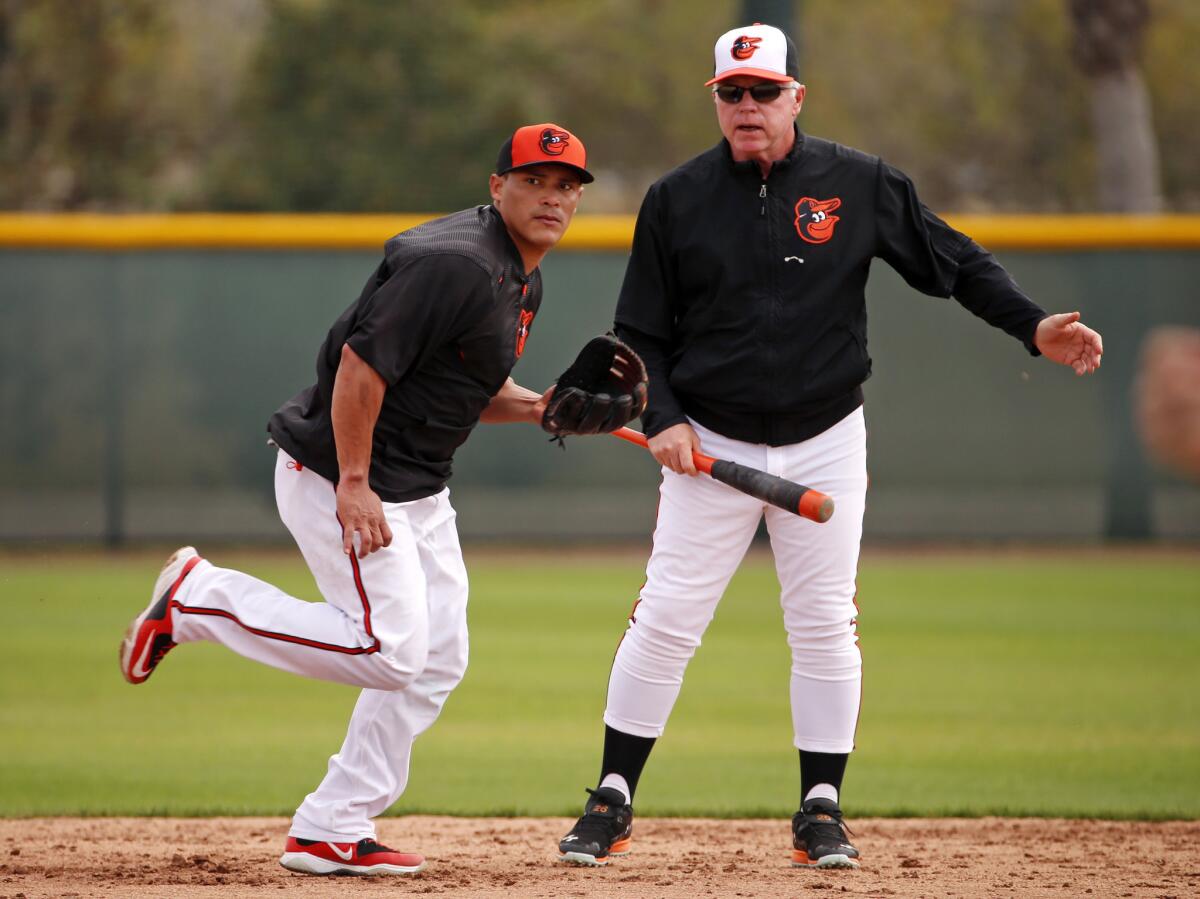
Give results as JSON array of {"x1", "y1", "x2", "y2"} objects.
[
  {"x1": 720, "y1": 124, "x2": 806, "y2": 177},
  {"x1": 483, "y1": 204, "x2": 532, "y2": 282}
]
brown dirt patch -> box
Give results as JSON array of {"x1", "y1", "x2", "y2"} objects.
[{"x1": 1, "y1": 816, "x2": 1196, "y2": 898}]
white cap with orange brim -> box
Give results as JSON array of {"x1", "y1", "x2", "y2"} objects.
[{"x1": 706, "y1": 23, "x2": 800, "y2": 86}]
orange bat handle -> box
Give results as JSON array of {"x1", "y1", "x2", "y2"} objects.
[
  {"x1": 612, "y1": 426, "x2": 714, "y2": 474},
  {"x1": 611, "y1": 427, "x2": 834, "y2": 523}
]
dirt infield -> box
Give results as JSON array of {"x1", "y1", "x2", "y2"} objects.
[{"x1": 2, "y1": 817, "x2": 1197, "y2": 898}]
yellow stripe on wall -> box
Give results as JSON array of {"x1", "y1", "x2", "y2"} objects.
[{"x1": 1, "y1": 213, "x2": 1199, "y2": 251}]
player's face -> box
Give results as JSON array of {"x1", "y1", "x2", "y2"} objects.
[
  {"x1": 713, "y1": 75, "x2": 805, "y2": 164},
  {"x1": 490, "y1": 165, "x2": 583, "y2": 254}
]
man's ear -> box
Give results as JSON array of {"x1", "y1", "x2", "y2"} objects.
[
  {"x1": 793, "y1": 84, "x2": 807, "y2": 116},
  {"x1": 489, "y1": 173, "x2": 505, "y2": 205}
]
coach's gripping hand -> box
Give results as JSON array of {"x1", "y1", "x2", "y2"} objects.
[
  {"x1": 649, "y1": 422, "x2": 702, "y2": 476},
  {"x1": 1035, "y1": 312, "x2": 1104, "y2": 376}
]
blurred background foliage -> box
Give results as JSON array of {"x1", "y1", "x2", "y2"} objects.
[{"x1": 0, "y1": 0, "x2": 1196, "y2": 213}]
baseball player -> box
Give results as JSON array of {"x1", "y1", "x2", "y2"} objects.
[
  {"x1": 557, "y1": 24, "x2": 1104, "y2": 869},
  {"x1": 118, "y1": 123, "x2": 646, "y2": 876}
]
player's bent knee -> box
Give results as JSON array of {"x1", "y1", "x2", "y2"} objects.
[
  {"x1": 372, "y1": 640, "x2": 431, "y2": 691},
  {"x1": 446, "y1": 655, "x2": 468, "y2": 688},
  {"x1": 622, "y1": 621, "x2": 701, "y2": 664}
]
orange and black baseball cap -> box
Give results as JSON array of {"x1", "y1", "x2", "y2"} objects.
[
  {"x1": 706, "y1": 23, "x2": 800, "y2": 86},
  {"x1": 496, "y1": 123, "x2": 593, "y2": 184}
]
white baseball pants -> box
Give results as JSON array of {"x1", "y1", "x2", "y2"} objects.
[
  {"x1": 170, "y1": 450, "x2": 469, "y2": 841},
  {"x1": 605, "y1": 408, "x2": 867, "y2": 753}
]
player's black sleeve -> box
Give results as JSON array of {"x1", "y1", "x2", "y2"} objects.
[
  {"x1": 614, "y1": 324, "x2": 688, "y2": 438},
  {"x1": 950, "y1": 238, "x2": 1048, "y2": 356},
  {"x1": 345, "y1": 255, "x2": 491, "y2": 386},
  {"x1": 613, "y1": 183, "x2": 689, "y2": 437},
  {"x1": 614, "y1": 183, "x2": 676, "y2": 341},
  {"x1": 875, "y1": 161, "x2": 1048, "y2": 355}
]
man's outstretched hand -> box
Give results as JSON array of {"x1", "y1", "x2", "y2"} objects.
[{"x1": 1034, "y1": 312, "x2": 1104, "y2": 376}]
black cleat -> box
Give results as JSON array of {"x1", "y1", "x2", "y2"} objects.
[
  {"x1": 558, "y1": 787, "x2": 633, "y2": 866},
  {"x1": 791, "y1": 797, "x2": 860, "y2": 869}
]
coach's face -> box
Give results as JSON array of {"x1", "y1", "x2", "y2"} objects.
[
  {"x1": 714, "y1": 75, "x2": 805, "y2": 163},
  {"x1": 490, "y1": 164, "x2": 583, "y2": 256}
]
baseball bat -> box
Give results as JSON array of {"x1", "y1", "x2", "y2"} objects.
[{"x1": 611, "y1": 427, "x2": 835, "y2": 523}]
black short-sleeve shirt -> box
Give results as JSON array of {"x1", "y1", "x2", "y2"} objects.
[{"x1": 268, "y1": 205, "x2": 541, "y2": 501}]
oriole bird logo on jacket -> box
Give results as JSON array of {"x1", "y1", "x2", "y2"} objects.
[
  {"x1": 540, "y1": 128, "x2": 570, "y2": 156},
  {"x1": 794, "y1": 197, "x2": 842, "y2": 244}
]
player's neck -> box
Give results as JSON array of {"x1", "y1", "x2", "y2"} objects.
[{"x1": 508, "y1": 232, "x2": 547, "y2": 275}]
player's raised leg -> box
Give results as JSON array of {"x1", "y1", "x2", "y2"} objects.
[{"x1": 121, "y1": 451, "x2": 432, "y2": 691}]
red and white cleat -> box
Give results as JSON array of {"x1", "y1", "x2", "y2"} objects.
[
  {"x1": 119, "y1": 546, "x2": 201, "y2": 684},
  {"x1": 279, "y1": 837, "x2": 426, "y2": 875}
]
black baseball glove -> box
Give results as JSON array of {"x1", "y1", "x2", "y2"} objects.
[{"x1": 541, "y1": 333, "x2": 649, "y2": 436}]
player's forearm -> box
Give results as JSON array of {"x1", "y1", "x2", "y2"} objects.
[
  {"x1": 331, "y1": 343, "x2": 386, "y2": 482},
  {"x1": 479, "y1": 378, "x2": 543, "y2": 424}
]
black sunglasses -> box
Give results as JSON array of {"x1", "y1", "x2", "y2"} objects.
[{"x1": 712, "y1": 82, "x2": 798, "y2": 104}]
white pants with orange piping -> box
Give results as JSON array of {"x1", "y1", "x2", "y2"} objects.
[
  {"x1": 604, "y1": 408, "x2": 867, "y2": 753},
  {"x1": 170, "y1": 450, "x2": 469, "y2": 841}
]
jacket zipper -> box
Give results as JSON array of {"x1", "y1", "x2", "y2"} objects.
[{"x1": 761, "y1": 178, "x2": 776, "y2": 438}]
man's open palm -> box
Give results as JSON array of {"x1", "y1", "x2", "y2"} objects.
[{"x1": 1035, "y1": 312, "x2": 1103, "y2": 376}]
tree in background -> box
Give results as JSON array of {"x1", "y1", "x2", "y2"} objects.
[
  {"x1": 801, "y1": 0, "x2": 1098, "y2": 211},
  {"x1": 205, "y1": 0, "x2": 725, "y2": 212},
  {"x1": 0, "y1": 0, "x2": 170, "y2": 208},
  {"x1": 0, "y1": 0, "x2": 261, "y2": 210},
  {"x1": 198, "y1": 0, "x2": 1200, "y2": 213},
  {"x1": 205, "y1": 0, "x2": 523, "y2": 211},
  {"x1": 1068, "y1": 0, "x2": 1162, "y2": 212},
  {"x1": 1, "y1": 0, "x2": 1196, "y2": 213}
]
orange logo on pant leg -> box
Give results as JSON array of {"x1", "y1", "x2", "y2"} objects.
[{"x1": 793, "y1": 197, "x2": 842, "y2": 244}]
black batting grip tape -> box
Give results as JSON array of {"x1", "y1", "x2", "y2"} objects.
[{"x1": 709, "y1": 459, "x2": 835, "y2": 523}]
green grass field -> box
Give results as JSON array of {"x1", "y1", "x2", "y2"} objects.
[{"x1": 1, "y1": 548, "x2": 1197, "y2": 819}]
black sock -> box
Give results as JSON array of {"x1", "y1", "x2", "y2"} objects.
[
  {"x1": 599, "y1": 724, "x2": 656, "y2": 801},
  {"x1": 799, "y1": 750, "x2": 848, "y2": 803}
]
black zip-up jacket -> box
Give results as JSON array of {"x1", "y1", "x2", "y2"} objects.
[{"x1": 614, "y1": 127, "x2": 1048, "y2": 445}]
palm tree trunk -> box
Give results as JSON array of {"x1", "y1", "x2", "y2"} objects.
[{"x1": 1087, "y1": 66, "x2": 1163, "y2": 212}]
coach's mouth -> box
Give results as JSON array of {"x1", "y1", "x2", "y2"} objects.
[{"x1": 534, "y1": 213, "x2": 563, "y2": 226}]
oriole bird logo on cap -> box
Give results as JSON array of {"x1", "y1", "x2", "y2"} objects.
[
  {"x1": 539, "y1": 128, "x2": 570, "y2": 156},
  {"x1": 730, "y1": 35, "x2": 762, "y2": 60},
  {"x1": 794, "y1": 197, "x2": 842, "y2": 245}
]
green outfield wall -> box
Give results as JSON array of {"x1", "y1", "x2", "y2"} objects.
[{"x1": 1, "y1": 215, "x2": 1197, "y2": 543}]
